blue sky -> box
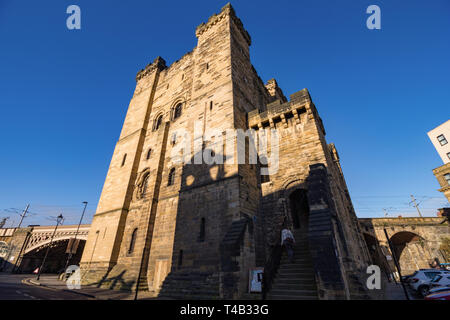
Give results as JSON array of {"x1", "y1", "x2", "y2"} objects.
[{"x1": 0, "y1": 1, "x2": 449, "y2": 227}]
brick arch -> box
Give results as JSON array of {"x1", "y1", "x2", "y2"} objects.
[
  {"x1": 390, "y1": 230, "x2": 425, "y2": 245},
  {"x1": 279, "y1": 179, "x2": 309, "y2": 230},
  {"x1": 389, "y1": 231, "x2": 429, "y2": 274},
  {"x1": 281, "y1": 178, "x2": 307, "y2": 198}
]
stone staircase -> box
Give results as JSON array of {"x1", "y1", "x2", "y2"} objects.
[
  {"x1": 267, "y1": 230, "x2": 319, "y2": 300},
  {"x1": 347, "y1": 272, "x2": 372, "y2": 300},
  {"x1": 157, "y1": 271, "x2": 220, "y2": 300},
  {"x1": 136, "y1": 274, "x2": 149, "y2": 292}
]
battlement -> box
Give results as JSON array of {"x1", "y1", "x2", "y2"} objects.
[
  {"x1": 136, "y1": 56, "x2": 167, "y2": 82},
  {"x1": 265, "y1": 78, "x2": 287, "y2": 103},
  {"x1": 195, "y1": 3, "x2": 251, "y2": 46},
  {"x1": 247, "y1": 88, "x2": 312, "y2": 128}
]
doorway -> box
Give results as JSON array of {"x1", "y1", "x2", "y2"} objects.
[{"x1": 289, "y1": 189, "x2": 310, "y2": 232}]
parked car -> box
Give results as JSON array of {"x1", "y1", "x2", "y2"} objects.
[
  {"x1": 401, "y1": 274, "x2": 414, "y2": 282},
  {"x1": 440, "y1": 263, "x2": 450, "y2": 271},
  {"x1": 424, "y1": 289, "x2": 450, "y2": 300},
  {"x1": 429, "y1": 274, "x2": 450, "y2": 289},
  {"x1": 408, "y1": 270, "x2": 450, "y2": 297},
  {"x1": 427, "y1": 286, "x2": 450, "y2": 295}
]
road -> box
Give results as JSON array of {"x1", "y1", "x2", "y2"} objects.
[{"x1": 0, "y1": 273, "x2": 91, "y2": 300}]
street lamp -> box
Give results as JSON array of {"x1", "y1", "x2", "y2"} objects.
[
  {"x1": 36, "y1": 214, "x2": 64, "y2": 281},
  {"x1": 63, "y1": 202, "x2": 87, "y2": 273}
]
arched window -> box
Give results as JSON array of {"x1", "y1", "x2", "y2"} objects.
[
  {"x1": 128, "y1": 228, "x2": 138, "y2": 254},
  {"x1": 199, "y1": 218, "x2": 206, "y2": 242},
  {"x1": 121, "y1": 154, "x2": 127, "y2": 167},
  {"x1": 146, "y1": 148, "x2": 152, "y2": 160},
  {"x1": 154, "y1": 115, "x2": 163, "y2": 131},
  {"x1": 141, "y1": 173, "x2": 149, "y2": 197},
  {"x1": 168, "y1": 168, "x2": 175, "y2": 186},
  {"x1": 173, "y1": 103, "x2": 182, "y2": 120}
]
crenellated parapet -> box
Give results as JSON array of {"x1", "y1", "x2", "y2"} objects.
[
  {"x1": 247, "y1": 88, "x2": 315, "y2": 129},
  {"x1": 136, "y1": 56, "x2": 167, "y2": 82},
  {"x1": 265, "y1": 78, "x2": 287, "y2": 103},
  {"x1": 196, "y1": 3, "x2": 251, "y2": 46}
]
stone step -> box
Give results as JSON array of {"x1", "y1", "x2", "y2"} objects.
[
  {"x1": 267, "y1": 235, "x2": 318, "y2": 300},
  {"x1": 160, "y1": 289, "x2": 219, "y2": 296},
  {"x1": 272, "y1": 282, "x2": 317, "y2": 291},
  {"x1": 276, "y1": 272, "x2": 315, "y2": 280},
  {"x1": 274, "y1": 277, "x2": 316, "y2": 285},
  {"x1": 280, "y1": 257, "x2": 313, "y2": 263},
  {"x1": 279, "y1": 264, "x2": 314, "y2": 271},
  {"x1": 270, "y1": 289, "x2": 317, "y2": 298},
  {"x1": 268, "y1": 294, "x2": 318, "y2": 300},
  {"x1": 276, "y1": 268, "x2": 315, "y2": 275},
  {"x1": 159, "y1": 294, "x2": 220, "y2": 300}
]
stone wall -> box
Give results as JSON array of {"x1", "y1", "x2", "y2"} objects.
[
  {"x1": 359, "y1": 217, "x2": 450, "y2": 276},
  {"x1": 433, "y1": 162, "x2": 450, "y2": 203},
  {"x1": 80, "y1": 3, "x2": 372, "y2": 300}
]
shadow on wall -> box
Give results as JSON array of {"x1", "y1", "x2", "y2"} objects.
[
  {"x1": 97, "y1": 269, "x2": 136, "y2": 291},
  {"x1": 158, "y1": 149, "x2": 231, "y2": 298},
  {"x1": 156, "y1": 155, "x2": 375, "y2": 299},
  {"x1": 0, "y1": 258, "x2": 16, "y2": 273}
]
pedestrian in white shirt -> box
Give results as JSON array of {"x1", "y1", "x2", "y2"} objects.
[{"x1": 281, "y1": 227, "x2": 295, "y2": 262}]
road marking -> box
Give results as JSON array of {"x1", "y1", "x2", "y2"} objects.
[
  {"x1": 23, "y1": 292, "x2": 37, "y2": 300},
  {"x1": 16, "y1": 289, "x2": 38, "y2": 300}
]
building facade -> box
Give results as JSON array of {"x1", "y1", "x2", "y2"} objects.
[
  {"x1": 80, "y1": 4, "x2": 372, "y2": 299},
  {"x1": 428, "y1": 120, "x2": 450, "y2": 202}
]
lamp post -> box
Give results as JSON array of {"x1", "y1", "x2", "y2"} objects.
[
  {"x1": 37, "y1": 214, "x2": 64, "y2": 281},
  {"x1": 63, "y1": 202, "x2": 87, "y2": 272}
]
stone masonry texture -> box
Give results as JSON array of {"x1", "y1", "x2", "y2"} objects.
[{"x1": 79, "y1": 4, "x2": 373, "y2": 299}]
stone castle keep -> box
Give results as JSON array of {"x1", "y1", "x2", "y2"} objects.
[{"x1": 80, "y1": 4, "x2": 373, "y2": 299}]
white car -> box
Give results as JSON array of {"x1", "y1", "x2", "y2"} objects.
[
  {"x1": 427, "y1": 286, "x2": 450, "y2": 295},
  {"x1": 429, "y1": 274, "x2": 450, "y2": 290},
  {"x1": 408, "y1": 269, "x2": 450, "y2": 296}
]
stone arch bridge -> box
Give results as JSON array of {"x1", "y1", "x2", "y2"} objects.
[
  {"x1": 0, "y1": 224, "x2": 90, "y2": 273},
  {"x1": 358, "y1": 217, "x2": 449, "y2": 277}
]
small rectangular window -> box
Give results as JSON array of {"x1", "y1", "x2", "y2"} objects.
[
  {"x1": 447, "y1": 152, "x2": 450, "y2": 160},
  {"x1": 437, "y1": 134, "x2": 448, "y2": 146},
  {"x1": 178, "y1": 250, "x2": 183, "y2": 267},
  {"x1": 199, "y1": 218, "x2": 205, "y2": 242}
]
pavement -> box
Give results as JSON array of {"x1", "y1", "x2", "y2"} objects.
[
  {"x1": 0, "y1": 273, "x2": 155, "y2": 300},
  {"x1": 0, "y1": 273, "x2": 420, "y2": 300},
  {"x1": 383, "y1": 280, "x2": 420, "y2": 300}
]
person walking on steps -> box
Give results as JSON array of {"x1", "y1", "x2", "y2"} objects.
[{"x1": 281, "y1": 226, "x2": 295, "y2": 263}]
